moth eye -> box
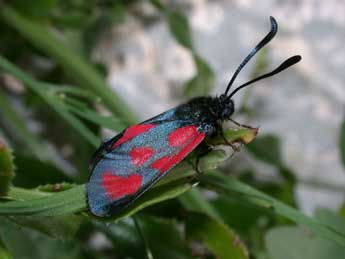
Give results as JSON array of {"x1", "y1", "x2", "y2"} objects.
[{"x1": 221, "y1": 108, "x2": 231, "y2": 117}]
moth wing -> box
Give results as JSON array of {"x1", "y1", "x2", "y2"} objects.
[
  {"x1": 87, "y1": 119, "x2": 205, "y2": 217},
  {"x1": 89, "y1": 107, "x2": 178, "y2": 170}
]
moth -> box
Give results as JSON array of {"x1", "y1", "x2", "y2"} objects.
[{"x1": 87, "y1": 17, "x2": 301, "y2": 217}]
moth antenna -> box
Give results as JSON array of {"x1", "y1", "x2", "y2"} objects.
[
  {"x1": 228, "y1": 55, "x2": 302, "y2": 99},
  {"x1": 224, "y1": 16, "x2": 278, "y2": 96}
]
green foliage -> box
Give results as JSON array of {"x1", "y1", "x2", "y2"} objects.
[
  {"x1": 246, "y1": 135, "x2": 297, "y2": 206},
  {"x1": 0, "y1": 185, "x2": 86, "y2": 216},
  {"x1": 186, "y1": 212, "x2": 249, "y2": 259},
  {"x1": 185, "y1": 54, "x2": 215, "y2": 98},
  {"x1": 202, "y1": 172, "x2": 345, "y2": 246},
  {"x1": 0, "y1": 218, "x2": 81, "y2": 259},
  {"x1": 0, "y1": 89, "x2": 46, "y2": 159},
  {"x1": 0, "y1": 56, "x2": 99, "y2": 147},
  {"x1": 95, "y1": 219, "x2": 147, "y2": 258},
  {"x1": 10, "y1": 0, "x2": 59, "y2": 17},
  {"x1": 152, "y1": 0, "x2": 215, "y2": 98},
  {"x1": 0, "y1": 140, "x2": 15, "y2": 196},
  {"x1": 211, "y1": 195, "x2": 266, "y2": 237},
  {"x1": 13, "y1": 154, "x2": 71, "y2": 188},
  {"x1": 8, "y1": 214, "x2": 82, "y2": 240},
  {"x1": 179, "y1": 188, "x2": 221, "y2": 221},
  {"x1": 0, "y1": 5, "x2": 137, "y2": 124},
  {"x1": 0, "y1": 1, "x2": 343, "y2": 258},
  {"x1": 167, "y1": 11, "x2": 193, "y2": 49},
  {"x1": 97, "y1": 215, "x2": 193, "y2": 259},
  {"x1": 266, "y1": 225, "x2": 345, "y2": 259},
  {"x1": 137, "y1": 215, "x2": 192, "y2": 259},
  {"x1": 246, "y1": 135, "x2": 283, "y2": 166},
  {"x1": 315, "y1": 208, "x2": 345, "y2": 236},
  {"x1": 0, "y1": 235, "x2": 12, "y2": 259}
]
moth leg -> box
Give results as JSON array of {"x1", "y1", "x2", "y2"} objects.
[{"x1": 229, "y1": 118, "x2": 255, "y2": 129}]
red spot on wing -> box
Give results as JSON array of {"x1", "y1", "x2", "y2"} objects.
[
  {"x1": 102, "y1": 172, "x2": 142, "y2": 200},
  {"x1": 151, "y1": 131, "x2": 205, "y2": 174},
  {"x1": 130, "y1": 146, "x2": 155, "y2": 166},
  {"x1": 168, "y1": 126, "x2": 199, "y2": 147},
  {"x1": 112, "y1": 124, "x2": 155, "y2": 149},
  {"x1": 150, "y1": 156, "x2": 171, "y2": 172}
]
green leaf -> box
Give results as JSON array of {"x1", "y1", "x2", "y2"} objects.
[
  {"x1": 0, "y1": 237, "x2": 12, "y2": 259},
  {"x1": 51, "y1": 9, "x2": 89, "y2": 29},
  {"x1": 97, "y1": 215, "x2": 193, "y2": 259},
  {"x1": 50, "y1": 86, "x2": 101, "y2": 102},
  {"x1": 246, "y1": 135, "x2": 282, "y2": 166},
  {"x1": 0, "y1": 218, "x2": 81, "y2": 259},
  {"x1": 186, "y1": 212, "x2": 249, "y2": 259},
  {"x1": 151, "y1": 1, "x2": 215, "y2": 97},
  {"x1": 200, "y1": 171, "x2": 345, "y2": 247},
  {"x1": 38, "y1": 182, "x2": 76, "y2": 192},
  {"x1": 46, "y1": 96, "x2": 99, "y2": 147},
  {"x1": 167, "y1": 11, "x2": 193, "y2": 49},
  {"x1": 0, "y1": 88, "x2": 46, "y2": 159},
  {"x1": 212, "y1": 196, "x2": 265, "y2": 236},
  {"x1": 340, "y1": 119, "x2": 345, "y2": 169},
  {"x1": 207, "y1": 127, "x2": 258, "y2": 146},
  {"x1": 138, "y1": 215, "x2": 192, "y2": 259},
  {"x1": 95, "y1": 219, "x2": 145, "y2": 258},
  {"x1": 278, "y1": 166, "x2": 296, "y2": 184},
  {"x1": 8, "y1": 214, "x2": 82, "y2": 240},
  {"x1": 339, "y1": 203, "x2": 345, "y2": 218},
  {"x1": 0, "y1": 5, "x2": 137, "y2": 124},
  {"x1": 0, "y1": 56, "x2": 99, "y2": 147},
  {"x1": 64, "y1": 98, "x2": 126, "y2": 131},
  {"x1": 179, "y1": 188, "x2": 221, "y2": 220},
  {"x1": 13, "y1": 153, "x2": 71, "y2": 188},
  {"x1": 83, "y1": 3, "x2": 126, "y2": 56},
  {"x1": 315, "y1": 208, "x2": 345, "y2": 236},
  {"x1": 5, "y1": 185, "x2": 49, "y2": 201},
  {"x1": 10, "y1": 0, "x2": 59, "y2": 17},
  {"x1": 246, "y1": 135, "x2": 297, "y2": 207},
  {"x1": 82, "y1": 14, "x2": 112, "y2": 55},
  {"x1": 0, "y1": 185, "x2": 86, "y2": 216},
  {"x1": 0, "y1": 140, "x2": 15, "y2": 196},
  {"x1": 185, "y1": 54, "x2": 215, "y2": 98},
  {"x1": 266, "y1": 226, "x2": 345, "y2": 259}
]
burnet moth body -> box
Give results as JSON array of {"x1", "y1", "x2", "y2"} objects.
[{"x1": 87, "y1": 17, "x2": 301, "y2": 217}]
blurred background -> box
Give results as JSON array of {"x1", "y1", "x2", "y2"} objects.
[{"x1": 0, "y1": 0, "x2": 344, "y2": 258}]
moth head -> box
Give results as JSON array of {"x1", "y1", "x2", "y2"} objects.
[{"x1": 218, "y1": 94, "x2": 235, "y2": 120}]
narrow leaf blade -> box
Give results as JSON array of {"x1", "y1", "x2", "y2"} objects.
[{"x1": 186, "y1": 212, "x2": 249, "y2": 259}]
